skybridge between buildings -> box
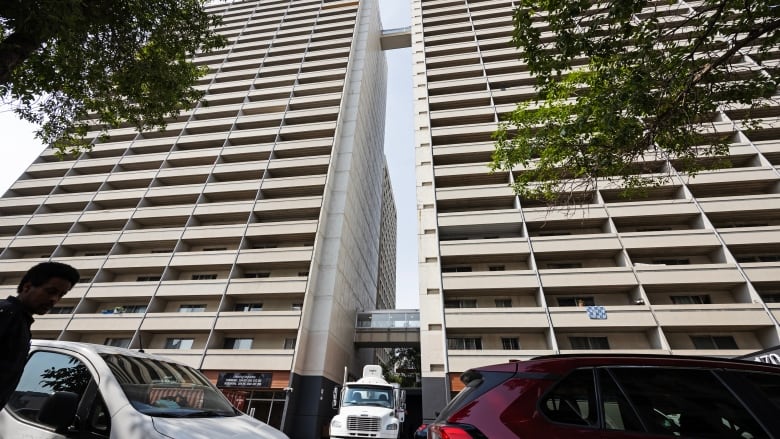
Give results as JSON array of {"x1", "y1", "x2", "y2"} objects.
[{"x1": 355, "y1": 310, "x2": 420, "y2": 348}]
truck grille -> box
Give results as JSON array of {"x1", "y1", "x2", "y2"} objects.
[{"x1": 347, "y1": 415, "x2": 380, "y2": 432}]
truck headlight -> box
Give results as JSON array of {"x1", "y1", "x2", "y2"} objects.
[
  {"x1": 385, "y1": 424, "x2": 398, "y2": 431},
  {"x1": 331, "y1": 419, "x2": 342, "y2": 428}
]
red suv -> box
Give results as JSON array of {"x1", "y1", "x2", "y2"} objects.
[{"x1": 428, "y1": 355, "x2": 780, "y2": 439}]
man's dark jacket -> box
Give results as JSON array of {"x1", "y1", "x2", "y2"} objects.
[{"x1": 0, "y1": 296, "x2": 33, "y2": 410}]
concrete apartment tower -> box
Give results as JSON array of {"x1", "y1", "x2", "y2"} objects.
[
  {"x1": 0, "y1": 0, "x2": 395, "y2": 437},
  {"x1": 412, "y1": 0, "x2": 780, "y2": 421}
]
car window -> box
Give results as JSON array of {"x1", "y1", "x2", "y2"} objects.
[
  {"x1": 540, "y1": 368, "x2": 598, "y2": 427},
  {"x1": 609, "y1": 367, "x2": 768, "y2": 439},
  {"x1": 597, "y1": 369, "x2": 643, "y2": 432},
  {"x1": 7, "y1": 350, "x2": 91, "y2": 424},
  {"x1": 737, "y1": 371, "x2": 780, "y2": 412}
]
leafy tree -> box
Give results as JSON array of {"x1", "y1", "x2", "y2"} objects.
[
  {"x1": 40, "y1": 361, "x2": 91, "y2": 394},
  {"x1": 380, "y1": 347, "x2": 421, "y2": 388},
  {"x1": 0, "y1": 0, "x2": 225, "y2": 156},
  {"x1": 492, "y1": 0, "x2": 780, "y2": 205}
]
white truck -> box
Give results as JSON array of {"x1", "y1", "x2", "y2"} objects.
[{"x1": 329, "y1": 365, "x2": 406, "y2": 439}]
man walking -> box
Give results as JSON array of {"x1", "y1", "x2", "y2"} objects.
[{"x1": 0, "y1": 262, "x2": 80, "y2": 410}]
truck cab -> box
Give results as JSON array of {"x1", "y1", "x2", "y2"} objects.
[{"x1": 330, "y1": 365, "x2": 405, "y2": 439}]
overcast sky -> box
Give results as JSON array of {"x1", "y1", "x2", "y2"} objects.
[{"x1": 0, "y1": 0, "x2": 419, "y2": 309}]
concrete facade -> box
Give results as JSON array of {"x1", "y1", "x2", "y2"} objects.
[
  {"x1": 0, "y1": 0, "x2": 395, "y2": 436},
  {"x1": 411, "y1": 0, "x2": 780, "y2": 422}
]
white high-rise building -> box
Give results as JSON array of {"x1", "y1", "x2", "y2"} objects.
[
  {"x1": 0, "y1": 0, "x2": 395, "y2": 436},
  {"x1": 412, "y1": 0, "x2": 780, "y2": 422}
]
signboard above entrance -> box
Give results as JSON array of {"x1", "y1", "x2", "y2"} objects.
[{"x1": 217, "y1": 372, "x2": 272, "y2": 388}]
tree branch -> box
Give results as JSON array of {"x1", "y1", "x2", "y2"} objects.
[{"x1": 0, "y1": 31, "x2": 42, "y2": 85}]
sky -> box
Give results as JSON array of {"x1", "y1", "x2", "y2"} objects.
[{"x1": 0, "y1": 0, "x2": 419, "y2": 309}]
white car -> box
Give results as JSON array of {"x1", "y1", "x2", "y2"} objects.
[{"x1": 0, "y1": 340, "x2": 289, "y2": 439}]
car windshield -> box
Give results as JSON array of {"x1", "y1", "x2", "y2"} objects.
[
  {"x1": 101, "y1": 353, "x2": 238, "y2": 418},
  {"x1": 343, "y1": 385, "x2": 394, "y2": 408}
]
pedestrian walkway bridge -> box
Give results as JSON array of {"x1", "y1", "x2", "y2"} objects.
[{"x1": 354, "y1": 309, "x2": 420, "y2": 348}]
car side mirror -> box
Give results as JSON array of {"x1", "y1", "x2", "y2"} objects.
[{"x1": 37, "y1": 391, "x2": 79, "y2": 432}]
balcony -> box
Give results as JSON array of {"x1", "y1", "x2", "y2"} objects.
[
  {"x1": 620, "y1": 229, "x2": 721, "y2": 251},
  {"x1": 439, "y1": 237, "x2": 530, "y2": 260},
  {"x1": 532, "y1": 234, "x2": 622, "y2": 254},
  {"x1": 549, "y1": 306, "x2": 657, "y2": 328},
  {"x1": 140, "y1": 312, "x2": 217, "y2": 331},
  {"x1": 66, "y1": 313, "x2": 145, "y2": 332},
  {"x1": 103, "y1": 253, "x2": 173, "y2": 270},
  {"x1": 634, "y1": 263, "x2": 744, "y2": 287},
  {"x1": 201, "y1": 349, "x2": 294, "y2": 370},
  {"x1": 654, "y1": 304, "x2": 772, "y2": 328},
  {"x1": 441, "y1": 270, "x2": 539, "y2": 292},
  {"x1": 226, "y1": 277, "x2": 308, "y2": 296},
  {"x1": 539, "y1": 267, "x2": 637, "y2": 289},
  {"x1": 444, "y1": 308, "x2": 548, "y2": 329},
  {"x1": 214, "y1": 311, "x2": 300, "y2": 331},
  {"x1": 31, "y1": 314, "x2": 71, "y2": 332},
  {"x1": 448, "y1": 350, "x2": 554, "y2": 372},
  {"x1": 169, "y1": 250, "x2": 237, "y2": 268},
  {"x1": 236, "y1": 247, "x2": 313, "y2": 265},
  {"x1": 86, "y1": 282, "x2": 159, "y2": 298},
  {"x1": 155, "y1": 280, "x2": 229, "y2": 297}
]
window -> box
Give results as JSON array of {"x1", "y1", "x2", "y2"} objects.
[
  {"x1": 761, "y1": 294, "x2": 780, "y2": 303},
  {"x1": 540, "y1": 368, "x2": 597, "y2": 426},
  {"x1": 569, "y1": 336, "x2": 610, "y2": 350},
  {"x1": 245, "y1": 272, "x2": 270, "y2": 278},
  {"x1": 691, "y1": 335, "x2": 738, "y2": 350},
  {"x1": 203, "y1": 247, "x2": 227, "y2": 251},
  {"x1": 223, "y1": 338, "x2": 253, "y2": 350},
  {"x1": 636, "y1": 227, "x2": 673, "y2": 232},
  {"x1": 136, "y1": 275, "x2": 161, "y2": 282},
  {"x1": 283, "y1": 338, "x2": 297, "y2": 349},
  {"x1": 291, "y1": 303, "x2": 303, "y2": 311},
  {"x1": 441, "y1": 266, "x2": 472, "y2": 273},
  {"x1": 48, "y1": 306, "x2": 74, "y2": 314},
  {"x1": 104, "y1": 338, "x2": 131, "y2": 348},
  {"x1": 297, "y1": 271, "x2": 309, "y2": 277},
  {"x1": 7, "y1": 351, "x2": 92, "y2": 424},
  {"x1": 547, "y1": 262, "x2": 583, "y2": 269},
  {"x1": 557, "y1": 297, "x2": 595, "y2": 307},
  {"x1": 122, "y1": 305, "x2": 147, "y2": 313},
  {"x1": 234, "y1": 303, "x2": 263, "y2": 311},
  {"x1": 178, "y1": 304, "x2": 206, "y2": 312},
  {"x1": 164, "y1": 338, "x2": 194, "y2": 349},
  {"x1": 444, "y1": 299, "x2": 477, "y2": 309},
  {"x1": 252, "y1": 244, "x2": 277, "y2": 249},
  {"x1": 501, "y1": 337, "x2": 519, "y2": 350},
  {"x1": 84, "y1": 251, "x2": 107, "y2": 256},
  {"x1": 447, "y1": 337, "x2": 482, "y2": 350},
  {"x1": 488, "y1": 265, "x2": 505, "y2": 271},
  {"x1": 651, "y1": 258, "x2": 690, "y2": 265},
  {"x1": 191, "y1": 274, "x2": 217, "y2": 280},
  {"x1": 670, "y1": 294, "x2": 711, "y2": 305},
  {"x1": 495, "y1": 299, "x2": 512, "y2": 308},
  {"x1": 150, "y1": 249, "x2": 172, "y2": 253},
  {"x1": 609, "y1": 367, "x2": 768, "y2": 438}
]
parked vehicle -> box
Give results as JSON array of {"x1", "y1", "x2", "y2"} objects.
[
  {"x1": 427, "y1": 354, "x2": 780, "y2": 439},
  {"x1": 330, "y1": 365, "x2": 406, "y2": 438},
  {"x1": 0, "y1": 340, "x2": 289, "y2": 439},
  {"x1": 413, "y1": 423, "x2": 429, "y2": 438}
]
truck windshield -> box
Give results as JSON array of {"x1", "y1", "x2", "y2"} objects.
[
  {"x1": 101, "y1": 353, "x2": 238, "y2": 418},
  {"x1": 343, "y1": 385, "x2": 394, "y2": 408}
]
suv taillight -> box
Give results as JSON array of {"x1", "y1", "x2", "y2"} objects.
[{"x1": 429, "y1": 425, "x2": 474, "y2": 439}]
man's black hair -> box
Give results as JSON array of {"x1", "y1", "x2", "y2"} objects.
[{"x1": 17, "y1": 262, "x2": 80, "y2": 293}]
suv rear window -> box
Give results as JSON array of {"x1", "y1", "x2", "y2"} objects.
[{"x1": 436, "y1": 369, "x2": 514, "y2": 422}]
